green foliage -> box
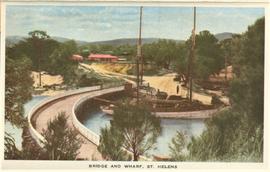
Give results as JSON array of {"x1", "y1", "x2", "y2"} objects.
[
  {"x1": 169, "y1": 17, "x2": 264, "y2": 162},
  {"x1": 6, "y1": 30, "x2": 80, "y2": 85},
  {"x1": 142, "y1": 39, "x2": 181, "y2": 69},
  {"x1": 77, "y1": 73, "x2": 101, "y2": 87},
  {"x1": 98, "y1": 126, "x2": 129, "y2": 160},
  {"x1": 187, "y1": 109, "x2": 263, "y2": 162},
  {"x1": 193, "y1": 31, "x2": 223, "y2": 80},
  {"x1": 4, "y1": 132, "x2": 23, "y2": 159},
  {"x1": 187, "y1": 109, "x2": 241, "y2": 161},
  {"x1": 48, "y1": 40, "x2": 79, "y2": 85},
  {"x1": 42, "y1": 112, "x2": 82, "y2": 160},
  {"x1": 113, "y1": 102, "x2": 161, "y2": 161},
  {"x1": 7, "y1": 30, "x2": 59, "y2": 72},
  {"x1": 169, "y1": 131, "x2": 188, "y2": 161},
  {"x1": 99, "y1": 102, "x2": 161, "y2": 161},
  {"x1": 5, "y1": 56, "x2": 33, "y2": 127},
  {"x1": 229, "y1": 17, "x2": 264, "y2": 125}
]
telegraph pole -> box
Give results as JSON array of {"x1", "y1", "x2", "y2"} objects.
[
  {"x1": 139, "y1": 6, "x2": 143, "y2": 85},
  {"x1": 189, "y1": 7, "x2": 196, "y2": 103},
  {"x1": 136, "y1": 6, "x2": 143, "y2": 103}
]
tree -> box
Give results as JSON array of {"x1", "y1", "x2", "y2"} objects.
[
  {"x1": 111, "y1": 102, "x2": 161, "y2": 161},
  {"x1": 28, "y1": 30, "x2": 51, "y2": 86},
  {"x1": 5, "y1": 46, "x2": 34, "y2": 159},
  {"x1": 42, "y1": 112, "x2": 82, "y2": 160},
  {"x1": 143, "y1": 39, "x2": 179, "y2": 69},
  {"x1": 193, "y1": 30, "x2": 223, "y2": 80},
  {"x1": 6, "y1": 31, "x2": 59, "y2": 73},
  {"x1": 49, "y1": 40, "x2": 79, "y2": 85},
  {"x1": 229, "y1": 17, "x2": 264, "y2": 125},
  {"x1": 220, "y1": 38, "x2": 233, "y2": 81},
  {"x1": 169, "y1": 131, "x2": 188, "y2": 161},
  {"x1": 169, "y1": 17, "x2": 264, "y2": 162},
  {"x1": 5, "y1": 56, "x2": 33, "y2": 127},
  {"x1": 4, "y1": 132, "x2": 23, "y2": 159},
  {"x1": 98, "y1": 126, "x2": 129, "y2": 160},
  {"x1": 172, "y1": 43, "x2": 189, "y2": 84}
]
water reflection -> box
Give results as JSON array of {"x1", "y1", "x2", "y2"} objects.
[
  {"x1": 81, "y1": 108, "x2": 206, "y2": 156},
  {"x1": 4, "y1": 95, "x2": 48, "y2": 150}
]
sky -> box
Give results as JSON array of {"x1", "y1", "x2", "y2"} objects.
[{"x1": 6, "y1": 5, "x2": 264, "y2": 42}]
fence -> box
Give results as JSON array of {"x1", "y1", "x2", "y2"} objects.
[
  {"x1": 28, "y1": 86, "x2": 101, "y2": 147},
  {"x1": 71, "y1": 86, "x2": 125, "y2": 146},
  {"x1": 71, "y1": 86, "x2": 152, "y2": 161}
]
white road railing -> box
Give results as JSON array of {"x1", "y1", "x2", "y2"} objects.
[
  {"x1": 28, "y1": 86, "x2": 101, "y2": 147},
  {"x1": 72, "y1": 86, "x2": 125, "y2": 146},
  {"x1": 71, "y1": 86, "x2": 152, "y2": 161}
]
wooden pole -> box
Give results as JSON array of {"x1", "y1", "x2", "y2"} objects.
[
  {"x1": 139, "y1": 7, "x2": 143, "y2": 85},
  {"x1": 136, "y1": 6, "x2": 143, "y2": 103},
  {"x1": 189, "y1": 7, "x2": 196, "y2": 103}
]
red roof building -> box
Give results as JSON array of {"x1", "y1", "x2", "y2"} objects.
[
  {"x1": 71, "y1": 54, "x2": 84, "y2": 62},
  {"x1": 88, "y1": 53, "x2": 118, "y2": 62}
]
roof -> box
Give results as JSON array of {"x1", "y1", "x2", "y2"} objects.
[
  {"x1": 88, "y1": 53, "x2": 118, "y2": 59},
  {"x1": 71, "y1": 54, "x2": 83, "y2": 60}
]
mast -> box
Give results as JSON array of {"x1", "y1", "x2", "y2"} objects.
[
  {"x1": 136, "y1": 6, "x2": 143, "y2": 103},
  {"x1": 139, "y1": 6, "x2": 143, "y2": 85},
  {"x1": 189, "y1": 7, "x2": 196, "y2": 103}
]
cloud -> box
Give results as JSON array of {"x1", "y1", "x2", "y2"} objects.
[{"x1": 6, "y1": 6, "x2": 264, "y2": 42}]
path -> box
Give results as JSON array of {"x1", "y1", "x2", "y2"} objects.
[
  {"x1": 33, "y1": 91, "x2": 103, "y2": 160},
  {"x1": 81, "y1": 63, "x2": 212, "y2": 104}
]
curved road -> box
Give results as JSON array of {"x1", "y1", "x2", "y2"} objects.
[{"x1": 33, "y1": 91, "x2": 103, "y2": 160}]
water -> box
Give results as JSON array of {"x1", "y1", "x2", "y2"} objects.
[
  {"x1": 5, "y1": 94, "x2": 206, "y2": 155},
  {"x1": 4, "y1": 95, "x2": 48, "y2": 150},
  {"x1": 81, "y1": 108, "x2": 206, "y2": 156}
]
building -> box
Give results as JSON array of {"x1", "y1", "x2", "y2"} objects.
[
  {"x1": 88, "y1": 53, "x2": 118, "y2": 62},
  {"x1": 71, "y1": 54, "x2": 84, "y2": 62}
]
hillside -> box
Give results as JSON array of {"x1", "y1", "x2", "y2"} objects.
[
  {"x1": 88, "y1": 38, "x2": 184, "y2": 46},
  {"x1": 6, "y1": 32, "x2": 233, "y2": 47},
  {"x1": 5, "y1": 35, "x2": 89, "y2": 47},
  {"x1": 214, "y1": 32, "x2": 233, "y2": 41}
]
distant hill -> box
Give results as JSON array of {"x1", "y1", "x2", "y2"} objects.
[
  {"x1": 214, "y1": 32, "x2": 233, "y2": 41},
  {"x1": 88, "y1": 38, "x2": 184, "y2": 46},
  {"x1": 5, "y1": 36, "x2": 89, "y2": 47},
  {"x1": 6, "y1": 36, "x2": 184, "y2": 47},
  {"x1": 51, "y1": 36, "x2": 89, "y2": 46},
  {"x1": 6, "y1": 36, "x2": 25, "y2": 47},
  {"x1": 6, "y1": 32, "x2": 233, "y2": 47}
]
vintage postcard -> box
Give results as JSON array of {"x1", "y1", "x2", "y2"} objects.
[{"x1": 1, "y1": 0, "x2": 269, "y2": 171}]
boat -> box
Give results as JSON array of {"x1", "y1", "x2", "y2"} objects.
[
  {"x1": 100, "y1": 104, "x2": 114, "y2": 115},
  {"x1": 100, "y1": 104, "x2": 220, "y2": 119}
]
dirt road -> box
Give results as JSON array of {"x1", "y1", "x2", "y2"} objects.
[{"x1": 81, "y1": 63, "x2": 212, "y2": 104}]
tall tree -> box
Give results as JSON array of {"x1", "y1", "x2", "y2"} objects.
[
  {"x1": 142, "y1": 39, "x2": 180, "y2": 69},
  {"x1": 28, "y1": 30, "x2": 50, "y2": 86},
  {"x1": 193, "y1": 30, "x2": 223, "y2": 80},
  {"x1": 6, "y1": 31, "x2": 59, "y2": 73},
  {"x1": 98, "y1": 126, "x2": 128, "y2": 160},
  {"x1": 169, "y1": 17, "x2": 264, "y2": 162},
  {"x1": 230, "y1": 17, "x2": 264, "y2": 125},
  {"x1": 42, "y1": 112, "x2": 82, "y2": 160},
  {"x1": 5, "y1": 52, "x2": 34, "y2": 159},
  {"x1": 5, "y1": 56, "x2": 33, "y2": 127},
  {"x1": 220, "y1": 38, "x2": 233, "y2": 81},
  {"x1": 49, "y1": 40, "x2": 79, "y2": 85},
  {"x1": 111, "y1": 102, "x2": 161, "y2": 161}
]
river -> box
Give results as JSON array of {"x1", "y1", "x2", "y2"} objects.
[
  {"x1": 4, "y1": 95, "x2": 48, "y2": 150},
  {"x1": 5, "y1": 94, "x2": 206, "y2": 156},
  {"x1": 79, "y1": 107, "x2": 206, "y2": 157}
]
